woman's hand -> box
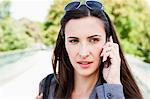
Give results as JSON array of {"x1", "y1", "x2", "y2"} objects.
[
  {"x1": 100, "y1": 36, "x2": 121, "y2": 84},
  {"x1": 35, "y1": 93, "x2": 43, "y2": 99}
]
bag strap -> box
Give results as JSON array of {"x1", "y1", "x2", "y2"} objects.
[{"x1": 43, "y1": 74, "x2": 54, "y2": 99}]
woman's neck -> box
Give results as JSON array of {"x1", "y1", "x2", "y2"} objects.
[{"x1": 72, "y1": 72, "x2": 99, "y2": 99}]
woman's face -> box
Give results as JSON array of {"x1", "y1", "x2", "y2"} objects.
[{"x1": 65, "y1": 16, "x2": 106, "y2": 77}]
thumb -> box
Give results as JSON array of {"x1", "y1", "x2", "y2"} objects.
[{"x1": 36, "y1": 93, "x2": 43, "y2": 99}]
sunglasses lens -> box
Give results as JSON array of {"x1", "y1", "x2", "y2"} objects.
[
  {"x1": 65, "y1": 2, "x2": 80, "y2": 11},
  {"x1": 86, "y1": 1, "x2": 103, "y2": 10}
]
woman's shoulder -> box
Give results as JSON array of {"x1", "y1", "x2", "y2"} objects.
[
  {"x1": 38, "y1": 73, "x2": 57, "y2": 98},
  {"x1": 40, "y1": 73, "x2": 57, "y2": 85},
  {"x1": 39, "y1": 73, "x2": 57, "y2": 93}
]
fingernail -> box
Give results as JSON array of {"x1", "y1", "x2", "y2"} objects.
[
  {"x1": 103, "y1": 57, "x2": 105, "y2": 62},
  {"x1": 110, "y1": 36, "x2": 113, "y2": 42},
  {"x1": 100, "y1": 52, "x2": 103, "y2": 56}
]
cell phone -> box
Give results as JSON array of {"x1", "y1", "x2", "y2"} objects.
[
  {"x1": 103, "y1": 57, "x2": 111, "y2": 68},
  {"x1": 102, "y1": 36, "x2": 111, "y2": 68}
]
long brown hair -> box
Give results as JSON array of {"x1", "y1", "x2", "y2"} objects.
[{"x1": 52, "y1": 5, "x2": 143, "y2": 99}]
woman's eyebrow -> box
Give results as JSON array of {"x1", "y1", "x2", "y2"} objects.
[
  {"x1": 88, "y1": 35, "x2": 101, "y2": 38},
  {"x1": 67, "y1": 37, "x2": 78, "y2": 39}
]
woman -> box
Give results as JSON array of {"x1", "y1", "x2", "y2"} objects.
[{"x1": 36, "y1": 1, "x2": 143, "y2": 99}]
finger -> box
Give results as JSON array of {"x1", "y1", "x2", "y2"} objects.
[
  {"x1": 100, "y1": 46, "x2": 111, "y2": 57},
  {"x1": 108, "y1": 43, "x2": 119, "y2": 56},
  {"x1": 36, "y1": 93, "x2": 43, "y2": 99},
  {"x1": 108, "y1": 46, "x2": 119, "y2": 60},
  {"x1": 40, "y1": 93, "x2": 43, "y2": 98},
  {"x1": 103, "y1": 54, "x2": 107, "y2": 62},
  {"x1": 103, "y1": 42, "x2": 113, "y2": 48},
  {"x1": 102, "y1": 48, "x2": 112, "y2": 62},
  {"x1": 104, "y1": 42, "x2": 119, "y2": 55},
  {"x1": 103, "y1": 52, "x2": 109, "y2": 62},
  {"x1": 110, "y1": 36, "x2": 113, "y2": 43},
  {"x1": 114, "y1": 43, "x2": 119, "y2": 54},
  {"x1": 101, "y1": 42, "x2": 120, "y2": 62},
  {"x1": 36, "y1": 96, "x2": 42, "y2": 99},
  {"x1": 102, "y1": 46, "x2": 118, "y2": 63},
  {"x1": 101, "y1": 47, "x2": 112, "y2": 61}
]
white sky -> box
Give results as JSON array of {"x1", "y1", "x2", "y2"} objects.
[
  {"x1": 10, "y1": 0, "x2": 53, "y2": 22},
  {"x1": 0, "y1": 0, "x2": 150, "y2": 22}
]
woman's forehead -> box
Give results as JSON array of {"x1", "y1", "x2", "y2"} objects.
[
  {"x1": 66, "y1": 16, "x2": 104, "y2": 27},
  {"x1": 65, "y1": 16, "x2": 105, "y2": 37}
]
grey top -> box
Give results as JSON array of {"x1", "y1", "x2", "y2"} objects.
[{"x1": 39, "y1": 74, "x2": 125, "y2": 99}]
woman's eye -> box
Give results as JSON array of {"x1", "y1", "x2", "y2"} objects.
[
  {"x1": 89, "y1": 38, "x2": 99, "y2": 43},
  {"x1": 68, "y1": 39, "x2": 79, "y2": 44}
]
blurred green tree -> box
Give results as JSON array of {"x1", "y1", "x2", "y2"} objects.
[
  {"x1": 0, "y1": 17, "x2": 43, "y2": 51},
  {"x1": 0, "y1": 18, "x2": 28, "y2": 51},
  {"x1": 44, "y1": 0, "x2": 150, "y2": 63},
  {"x1": 42, "y1": 0, "x2": 71, "y2": 45},
  {"x1": 101, "y1": 0, "x2": 150, "y2": 62},
  {"x1": 0, "y1": 0, "x2": 42, "y2": 51}
]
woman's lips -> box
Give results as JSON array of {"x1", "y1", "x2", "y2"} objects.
[{"x1": 77, "y1": 61, "x2": 93, "y2": 68}]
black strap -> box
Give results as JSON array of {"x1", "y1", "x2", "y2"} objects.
[{"x1": 43, "y1": 74, "x2": 54, "y2": 99}]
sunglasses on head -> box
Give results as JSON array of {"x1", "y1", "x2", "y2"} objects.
[{"x1": 64, "y1": 0, "x2": 104, "y2": 12}]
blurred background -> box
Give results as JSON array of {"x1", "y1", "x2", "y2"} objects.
[{"x1": 0, "y1": 0, "x2": 150, "y2": 99}]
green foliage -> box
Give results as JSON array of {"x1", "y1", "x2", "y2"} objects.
[
  {"x1": 0, "y1": 0, "x2": 149, "y2": 63},
  {"x1": 43, "y1": 0, "x2": 150, "y2": 63},
  {"x1": 101, "y1": 0, "x2": 150, "y2": 62},
  {"x1": 0, "y1": 17, "x2": 42, "y2": 51},
  {"x1": 43, "y1": 0, "x2": 71, "y2": 45},
  {"x1": 0, "y1": 18, "x2": 27, "y2": 51},
  {"x1": 0, "y1": 0, "x2": 43, "y2": 52}
]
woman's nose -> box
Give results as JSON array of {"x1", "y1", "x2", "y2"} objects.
[{"x1": 78, "y1": 45, "x2": 90, "y2": 58}]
